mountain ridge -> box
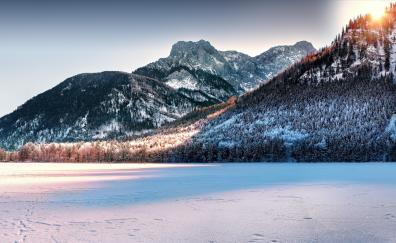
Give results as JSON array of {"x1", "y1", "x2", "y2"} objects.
[
  {"x1": 135, "y1": 39, "x2": 316, "y2": 92},
  {"x1": 0, "y1": 40, "x2": 314, "y2": 150}
]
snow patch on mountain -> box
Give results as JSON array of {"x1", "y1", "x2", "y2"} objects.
[
  {"x1": 165, "y1": 70, "x2": 199, "y2": 90},
  {"x1": 386, "y1": 115, "x2": 396, "y2": 142},
  {"x1": 264, "y1": 127, "x2": 308, "y2": 146}
]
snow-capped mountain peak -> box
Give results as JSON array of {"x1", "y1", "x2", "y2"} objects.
[
  {"x1": 293, "y1": 41, "x2": 316, "y2": 52},
  {"x1": 135, "y1": 39, "x2": 316, "y2": 92},
  {"x1": 170, "y1": 40, "x2": 219, "y2": 57}
]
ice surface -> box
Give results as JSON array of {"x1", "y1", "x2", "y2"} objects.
[{"x1": 1, "y1": 163, "x2": 396, "y2": 242}]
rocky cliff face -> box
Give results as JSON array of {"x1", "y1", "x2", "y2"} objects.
[{"x1": 135, "y1": 40, "x2": 316, "y2": 93}]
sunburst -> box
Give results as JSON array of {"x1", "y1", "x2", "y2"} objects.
[{"x1": 370, "y1": 4, "x2": 386, "y2": 20}]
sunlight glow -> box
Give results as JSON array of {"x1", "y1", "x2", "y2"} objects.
[
  {"x1": 337, "y1": 1, "x2": 392, "y2": 27},
  {"x1": 370, "y1": 7, "x2": 385, "y2": 20},
  {"x1": 0, "y1": 163, "x2": 213, "y2": 188},
  {"x1": 356, "y1": 1, "x2": 390, "y2": 20}
]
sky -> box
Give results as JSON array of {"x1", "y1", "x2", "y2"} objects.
[{"x1": 0, "y1": 0, "x2": 393, "y2": 116}]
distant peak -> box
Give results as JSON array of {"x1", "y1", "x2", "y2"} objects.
[
  {"x1": 170, "y1": 40, "x2": 216, "y2": 56},
  {"x1": 178, "y1": 39, "x2": 210, "y2": 44},
  {"x1": 293, "y1": 41, "x2": 316, "y2": 52},
  {"x1": 256, "y1": 40, "x2": 316, "y2": 58}
]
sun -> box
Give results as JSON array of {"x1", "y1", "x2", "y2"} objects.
[
  {"x1": 369, "y1": 4, "x2": 386, "y2": 20},
  {"x1": 345, "y1": 0, "x2": 392, "y2": 22}
]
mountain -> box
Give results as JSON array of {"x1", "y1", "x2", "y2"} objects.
[
  {"x1": 253, "y1": 41, "x2": 316, "y2": 85},
  {"x1": 14, "y1": 10, "x2": 394, "y2": 163},
  {"x1": 0, "y1": 70, "x2": 234, "y2": 150},
  {"x1": 174, "y1": 9, "x2": 396, "y2": 162},
  {"x1": 48, "y1": 6, "x2": 396, "y2": 163},
  {"x1": 134, "y1": 40, "x2": 316, "y2": 93},
  {"x1": 0, "y1": 72, "x2": 200, "y2": 150},
  {"x1": 0, "y1": 40, "x2": 312, "y2": 151},
  {"x1": 7, "y1": 7, "x2": 396, "y2": 162}
]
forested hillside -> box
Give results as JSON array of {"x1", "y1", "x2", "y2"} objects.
[
  {"x1": 0, "y1": 72, "x2": 198, "y2": 150},
  {"x1": 178, "y1": 8, "x2": 396, "y2": 162}
]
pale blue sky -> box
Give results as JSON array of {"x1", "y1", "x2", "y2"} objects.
[{"x1": 0, "y1": 0, "x2": 392, "y2": 116}]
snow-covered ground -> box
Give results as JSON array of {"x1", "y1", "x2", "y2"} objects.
[{"x1": 1, "y1": 163, "x2": 396, "y2": 243}]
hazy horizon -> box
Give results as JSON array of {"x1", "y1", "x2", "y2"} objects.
[{"x1": 0, "y1": 0, "x2": 393, "y2": 116}]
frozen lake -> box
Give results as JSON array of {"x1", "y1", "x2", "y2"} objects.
[{"x1": 1, "y1": 162, "x2": 396, "y2": 242}]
